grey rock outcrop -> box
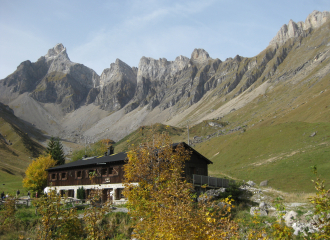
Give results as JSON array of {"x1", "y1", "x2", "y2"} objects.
[
  {"x1": 31, "y1": 72, "x2": 88, "y2": 112},
  {"x1": 45, "y1": 44, "x2": 100, "y2": 89},
  {"x1": 260, "y1": 180, "x2": 268, "y2": 186},
  {"x1": 99, "y1": 59, "x2": 136, "y2": 88},
  {"x1": 94, "y1": 59, "x2": 137, "y2": 112},
  {"x1": 29, "y1": 44, "x2": 101, "y2": 112},
  {"x1": 0, "y1": 10, "x2": 329, "y2": 142},
  {"x1": 304, "y1": 10, "x2": 330, "y2": 30},
  {"x1": 125, "y1": 54, "x2": 192, "y2": 111},
  {"x1": 191, "y1": 48, "x2": 211, "y2": 66},
  {"x1": 0, "y1": 58, "x2": 49, "y2": 95},
  {"x1": 284, "y1": 211, "x2": 298, "y2": 227},
  {"x1": 197, "y1": 188, "x2": 226, "y2": 202},
  {"x1": 310, "y1": 131, "x2": 317, "y2": 137},
  {"x1": 250, "y1": 207, "x2": 268, "y2": 217},
  {"x1": 247, "y1": 180, "x2": 256, "y2": 187},
  {"x1": 269, "y1": 10, "x2": 329, "y2": 46},
  {"x1": 136, "y1": 55, "x2": 190, "y2": 84}
]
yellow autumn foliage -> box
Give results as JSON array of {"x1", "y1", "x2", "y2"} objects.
[
  {"x1": 123, "y1": 132, "x2": 239, "y2": 239},
  {"x1": 23, "y1": 154, "x2": 56, "y2": 194}
]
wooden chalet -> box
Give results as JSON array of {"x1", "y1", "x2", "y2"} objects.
[{"x1": 45, "y1": 142, "x2": 213, "y2": 204}]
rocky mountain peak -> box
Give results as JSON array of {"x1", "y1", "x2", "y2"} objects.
[
  {"x1": 269, "y1": 10, "x2": 329, "y2": 46},
  {"x1": 137, "y1": 55, "x2": 189, "y2": 83},
  {"x1": 191, "y1": 48, "x2": 211, "y2": 65},
  {"x1": 45, "y1": 43, "x2": 69, "y2": 61},
  {"x1": 304, "y1": 10, "x2": 329, "y2": 30},
  {"x1": 43, "y1": 43, "x2": 100, "y2": 89},
  {"x1": 99, "y1": 58, "x2": 136, "y2": 87}
]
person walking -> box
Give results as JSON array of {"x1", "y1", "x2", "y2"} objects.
[
  {"x1": 27, "y1": 191, "x2": 30, "y2": 199},
  {"x1": 1, "y1": 191, "x2": 4, "y2": 200},
  {"x1": 16, "y1": 189, "x2": 20, "y2": 198}
]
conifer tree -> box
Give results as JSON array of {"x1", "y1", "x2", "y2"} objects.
[{"x1": 47, "y1": 136, "x2": 65, "y2": 165}]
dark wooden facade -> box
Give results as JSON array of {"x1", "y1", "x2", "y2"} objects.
[
  {"x1": 46, "y1": 143, "x2": 212, "y2": 200},
  {"x1": 48, "y1": 162, "x2": 125, "y2": 187}
]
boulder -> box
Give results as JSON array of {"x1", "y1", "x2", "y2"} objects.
[
  {"x1": 284, "y1": 211, "x2": 298, "y2": 227},
  {"x1": 197, "y1": 188, "x2": 226, "y2": 202},
  {"x1": 250, "y1": 207, "x2": 268, "y2": 217},
  {"x1": 310, "y1": 131, "x2": 317, "y2": 137},
  {"x1": 247, "y1": 180, "x2": 256, "y2": 187},
  {"x1": 259, "y1": 201, "x2": 267, "y2": 210},
  {"x1": 260, "y1": 180, "x2": 268, "y2": 186}
]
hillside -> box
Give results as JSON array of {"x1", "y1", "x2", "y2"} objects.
[
  {"x1": 0, "y1": 10, "x2": 329, "y2": 194},
  {"x1": 0, "y1": 103, "x2": 46, "y2": 194},
  {"x1": 0, "y1": 11, "x2": 327, "y2": 144}
]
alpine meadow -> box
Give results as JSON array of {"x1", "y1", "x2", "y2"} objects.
[{"x1": 0, "y1": 8, "x2": 329, "y2": 239}]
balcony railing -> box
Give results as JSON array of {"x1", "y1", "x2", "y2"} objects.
[{"x1": 192, "y1": 174, "x2": 231, "y2": 188}]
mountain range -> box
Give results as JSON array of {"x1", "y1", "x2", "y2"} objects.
[{"x1": 0, "y1": 10, "x2": 329, "y2": 148}]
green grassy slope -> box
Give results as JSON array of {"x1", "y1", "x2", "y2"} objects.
[
  {"x1": 114, "y1": 123, "x2": 185, "y2": 153},
  {"x1": 194, "y1": 121, "x2": 329, "y2": 192},
  {"x1": 0, "y1": 104, "x2": 46, "y2": 194},
  {"x1": 111, "y1": 22, "x2": 330, "y2": 193}
]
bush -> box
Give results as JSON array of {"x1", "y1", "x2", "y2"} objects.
[{"x1": 77, "y1": 186, "x2": 85, "y2": 200}]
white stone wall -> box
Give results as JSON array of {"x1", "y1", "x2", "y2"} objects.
[{"x1": 44, "y1": 182, "x2": 138, "y2": 204}]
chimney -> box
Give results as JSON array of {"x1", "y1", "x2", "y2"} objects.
[{"x1": 107, "y1": 145, "x2": 114, "y2": 155}]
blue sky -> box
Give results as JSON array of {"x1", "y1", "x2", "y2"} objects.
[{"x1": 0, "y1": 0, "x2": 329, "y2": 79}]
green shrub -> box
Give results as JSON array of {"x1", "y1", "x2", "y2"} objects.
[{"x1": 77, "y1": 186, "x2": 85, "y2": 200}]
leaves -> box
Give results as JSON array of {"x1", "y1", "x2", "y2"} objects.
[
  {"x1": 123, "y1": 132, "x2": 239, "y2": 239},
  {"x1": 82, "y1": 172, "x2": 113, "y2": 239},
  {"x1": 309, "y1": 167, "x2": 330, "y2": 239},
  {"x1": 34, "y1": 190, "x2": 82, "y2": 239},
  {"x1": 23, "y1": 154, "x2": 57, "y2": 194}
]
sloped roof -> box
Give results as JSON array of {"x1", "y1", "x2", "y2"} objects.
[
  {"x1": 173, "y1": 142, "x2": 212, "y2": 164},
  {"x1": 47, "y1": 142, "x2": 212, "y2": 171},
  {"x1": 47, "y1": 152, "x2": 127, "y2": 171}
]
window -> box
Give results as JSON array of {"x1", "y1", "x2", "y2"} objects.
[
  {"x1": 108, "y1": 167, "x2": 119, "y2": 176},
  {"x1": 76, "y1": 170, "x2": 82, "y2": 179},
  {"x1": 101, "y1": 168, "x2": 107, "y2": 176},
  {"x1": 60, "y1": 172, "x2": 67, "y2": 180},
  {"x1": 51, "y1": 173, "x2": 57, "y2": 181}
]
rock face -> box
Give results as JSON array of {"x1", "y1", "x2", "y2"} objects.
[
  {"x1": 94, "y1": 59, "x2": 137, "y2": 112},
  {"x1": 31, "y1": 72, "x2": 88, "y2": 112},
  {"x1": 0, "y1": 58, "x2": 49, "y2": 95},
  {"x1": 125, "y1": 55, "x2": 191, "y2": 112},
  {"x1": 0, "y1": 10, "x2": 329, "y2": 141},
  {"x1": 2, "y1": 8, "x2": 329, "y2": 115},
  {"x1": 269, "y1": 10, "x2": 329, "y2": 46},
  {"x1": 191, "y1": 48, "x2": 211, "y2": 66},
  {"x1": 0, "y1": 43, "x2": 100, "y2": 113},
  {"x1": 45, "y1": 44, "x2": 100, "y2": 89}
]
